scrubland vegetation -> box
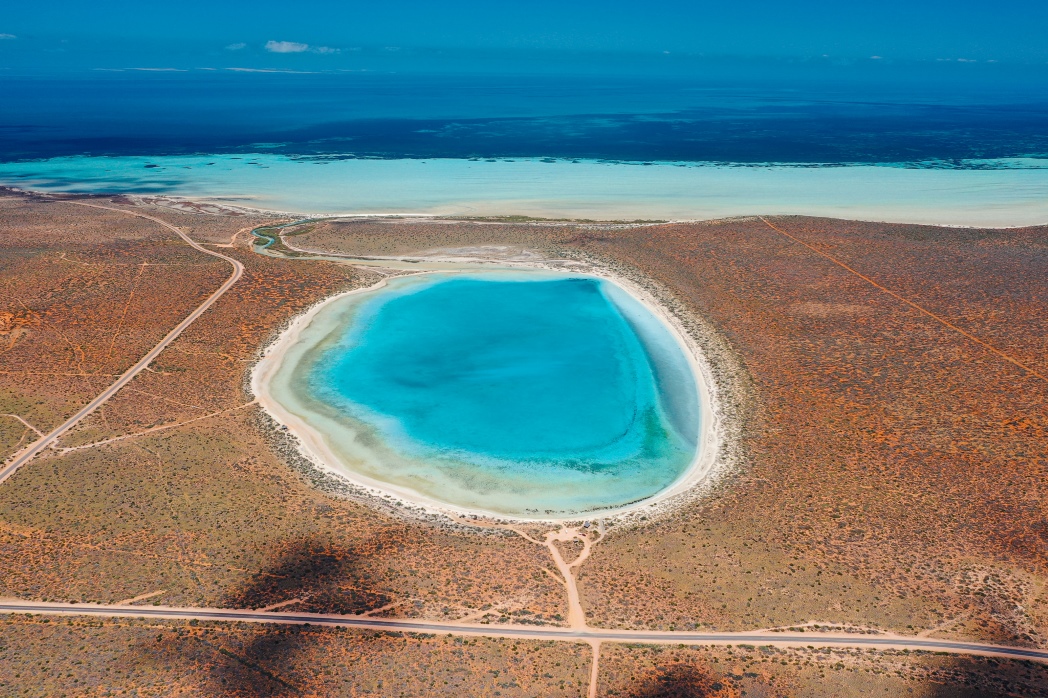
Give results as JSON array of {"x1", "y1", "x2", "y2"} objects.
[{"x1": 1, "y1": 192, "x2": 1045, "y2": 694}]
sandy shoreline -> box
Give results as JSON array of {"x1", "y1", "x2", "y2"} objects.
[
  {"x1": 6, "y1": 183, "x2": 1046, "y2": 231},
  {"x1": 250, "y1": 261, "x2": 724, "y2": 524},
  {"x1": 5, "y1": 152, "x2": 1048, "y2": 227}
]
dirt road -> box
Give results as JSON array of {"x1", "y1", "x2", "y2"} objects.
[{"x1": 0, "y1": 201, "x2": 244, "y2": 485}]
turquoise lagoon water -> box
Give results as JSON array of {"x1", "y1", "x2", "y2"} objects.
[
  {"x1": 2, "y1": 154, "x2": 1048, "y2": 227},
  {"x1": 268, "y1": 272, "x2": 701, "y2": 517}
]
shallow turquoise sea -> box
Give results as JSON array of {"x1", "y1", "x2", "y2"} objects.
[
  {"x1": 274, "y1": 272, "x2": 701, "y2": 517},
  {"x1": 2, "y1": 154, "x2": 1048, "y2": 226}
]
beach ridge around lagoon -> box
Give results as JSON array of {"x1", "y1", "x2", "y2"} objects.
[{"x1": 250, "y1": 259, "x2": 725, "y2": 524}]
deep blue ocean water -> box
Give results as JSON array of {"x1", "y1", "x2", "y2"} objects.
[
  {"x1": 4, "y1": 72, "x2": 1048, "y2": 164},
  {"x1": 5, "y1": 71, "x2": 1047, "y2": 225},
  {"x1": 291, "y1": 273, "x2": 700, "y2": 516}
]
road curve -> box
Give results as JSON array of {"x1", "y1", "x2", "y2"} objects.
[
  {"x1": 2, "y1": 601, "x2": 1046, "y2": 664},
  {"x1": 0, "y1": 201, "x2": 244, "y2": 485}
]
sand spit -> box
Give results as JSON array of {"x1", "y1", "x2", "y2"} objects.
[{"x1": 251, "y1": 257, "x2": 728, "y2": 526}]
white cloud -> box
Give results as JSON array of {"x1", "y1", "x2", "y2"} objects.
[
  {"x1": 263, "y1": 40, "x2": 339, "y2": 55},
  {"x1": 225, "y1": 42, "x2": 247, "y2": 51},
  {"x1": 0, "y1": 33, "x2": 16, "y2": 40},
  {"x1": 265, "y1": 40, "x2": 310, "y2": 54}
]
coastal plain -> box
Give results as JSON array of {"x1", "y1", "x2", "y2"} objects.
[{"x1": 1, "y1": 190, "x2": 1047, "y2": 696}]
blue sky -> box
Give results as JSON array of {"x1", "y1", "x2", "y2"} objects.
[{"x1": 2, "y1": 0, "x2": 1046, "y2": 73}]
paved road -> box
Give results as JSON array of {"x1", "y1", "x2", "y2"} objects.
[
  {"x1": 0, "y1": 202, "x2": 244, "y2": 485},
  {"x1": 2, "y1": 601, "x2": 1046, "y2": 663}
]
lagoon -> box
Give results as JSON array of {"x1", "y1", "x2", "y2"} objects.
[{"x1": 256, "y1": 272, "x2": 703, "y2": 517}]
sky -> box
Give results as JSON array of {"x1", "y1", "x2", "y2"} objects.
[{"x1": 2, "y1": 0, "x2": 1047, "y2": 74}]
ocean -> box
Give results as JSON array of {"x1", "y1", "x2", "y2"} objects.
[
  {"x1": 4, "y1": 71, "x2": 1048, "y2": 163},
  {"x1": 3, "y1": 71, "x2": 1047, "y2": 224}
]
